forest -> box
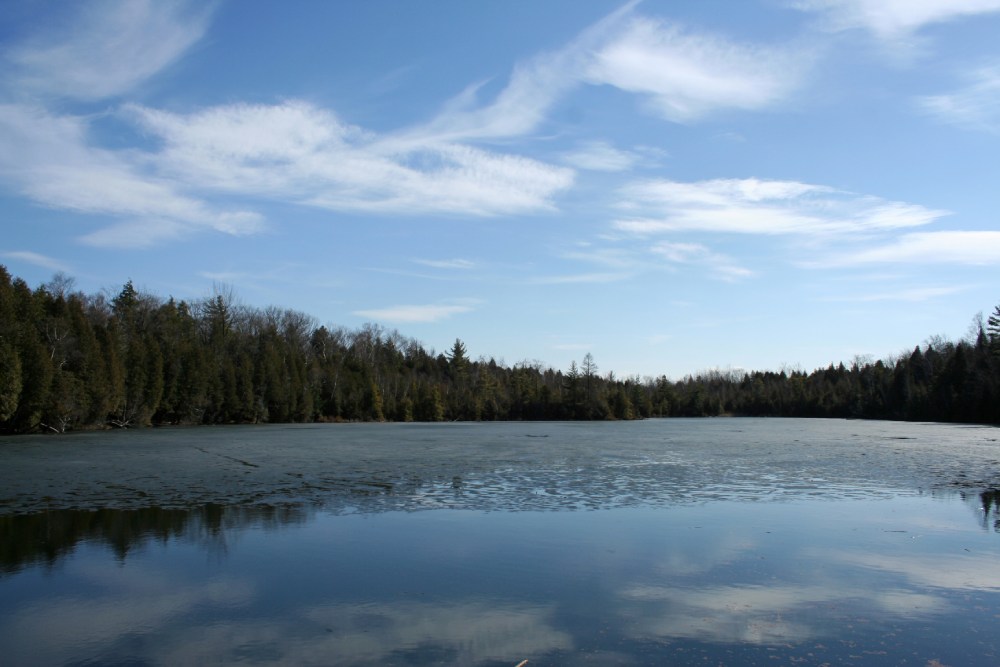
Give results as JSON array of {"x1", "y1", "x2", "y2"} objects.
[{"x1": 1, "y1": 265, "x2": 999, "y2": 433}]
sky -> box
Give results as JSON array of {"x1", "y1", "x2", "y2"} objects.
[{"x1": 2, "y1": 0, "x2": 1000, "y2": 379}]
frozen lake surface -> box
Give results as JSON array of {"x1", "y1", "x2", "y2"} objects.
[{"x1": 2, "y1": 419, "x2": 1000, "y2": 665}]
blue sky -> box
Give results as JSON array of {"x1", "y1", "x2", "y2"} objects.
[{"x1": 3, "y1": 0, "x2": 1000, "y2": 378}]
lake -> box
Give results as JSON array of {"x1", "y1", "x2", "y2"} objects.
[{"x1": 2, "y1": 419, "x2": 1000, "y2": 666}]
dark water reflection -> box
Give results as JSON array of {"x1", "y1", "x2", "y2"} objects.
[
  {"x1": 0, "y1": 504, "x2": 312, "y2": 575},
  {"x1": 2, "y1": 420, "x2": 1000, "y2": 665},
  {"x1": 3, "y1": 489, "x2": 1000, "y2": 577},
  {"x1": 3, "y1": 498, "x2": 1000, "y2": 665}
]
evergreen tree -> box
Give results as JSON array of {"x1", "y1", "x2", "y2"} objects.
[
  {"x1": 0, "y1": 267, "x2": 21, "y2": 424},
  {"x1": 988, "y1": 305, "x2": 1000, "y2": 356}
]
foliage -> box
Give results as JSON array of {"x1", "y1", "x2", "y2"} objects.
[{"x1": 2, "y1": 265, "x2": 1000, "y2": 433}]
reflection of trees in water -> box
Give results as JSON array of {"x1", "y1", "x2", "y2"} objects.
[
  {"x1": 978, "y1": 489, "x2": 1000, "y2": 532},
  {"x1": 0, "y1": 504, "x2": 311, "y2": 574},
  {"x1": 6, "y1": 483, "x2": 1000, "y2": 572},
  {"x1": 959, "y1": 489, "x2": 1000, "y2": 532}
]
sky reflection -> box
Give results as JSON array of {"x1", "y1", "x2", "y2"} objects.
[
  {"x1": 4, "y1": 421, "x2": 1000, "y2": 665},
  {"x1": 2, "y1": 495, "x2": 1000, "y2": 666}
]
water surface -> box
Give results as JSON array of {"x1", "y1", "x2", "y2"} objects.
[{"x1": 2, "y1": 419, "x2": 999, "y2": 665}]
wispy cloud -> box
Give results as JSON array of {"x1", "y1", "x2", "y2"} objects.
[
  {"x1": 0, "y1": 98, "x2": 572, "y2": 248},
  {"x1": 823, "y1": 285, "x2": 970, "y2": 301},
  {"x1": 127, "y1": 101, "x2": 575, "y2": 218},
  {"x1": 789, "y1": 0, "x2": 1000, "y2": 55},
  {"x1": 0, "y1": 2, "x2": 264, "y2": 249},
  {"x1": 407, "y1": 2, "x2": 807, "y2": 143},
  {"x1": 651, "y1": 241, "x2": 754, "y2": 282},
  {"x1": 1, "y1": 250, "x2": 71, "y2": 273},
  {"x1": 614, "y1": 178, "x2": 949, "y2": 236},
  {"x1": 0, "y1": 1, "x2": 576, "y2": 250},
  {"x1": 353, "y1": 300, "x2": 479, "y2": 323},
  {"x1": 561, "y1": 246, "x2": 637, "y2": 269},
  {"x1": 561, "y1": 141, "x2": 641, "y2": 172},
  {"x1": 0, "y1": 105, "x2": 263, "y2": 248},
  {"x1": 6, "y1": 0, "x2": 212, "y2": 101},
  {"x1": 920, "y1": 63, "x2": 1000, "y2": 134},
  {"x1": 531, "y1": 272, "x2": 633, "y2": 285},
  {"x1": 0, "y1": 1, "x2": 817, "y2": 252},
  {"x1": 413, "y1": 258, "x2": 476, "y2": 270},
  {"x1": 792, "y1": 0, "x2": 1000, "y2": 41},
  {"x1": 585, "y1": 17, "x2": 809, "y2": 122},
  {"x1": 813, "y1": 231, "x2": 1000, "y2": 266},
  {"x1": 401, "y1": 2, "x2": 638, "y2": 144}
]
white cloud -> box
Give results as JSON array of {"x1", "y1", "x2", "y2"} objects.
[
  {"x1": 585, "y1": 18, "x2": 808, "y2": 122},
  {"x1": 561, "y1": 141, "x2": 640, "y2": 172},
  {"x1": 1, "y1": 251, "x2": 71, "y2": 273},
  {"x1": 816, "y1": 231, "x2": 1000, "y2": 266},
  {"x1": 0, "y1": 2, "x2": 263, "y2": 248},
  {"x1": 78, "y1": 219, "x2": 188, "y2": 249},
  {"x1": 610, "y1": 177, "x2": 964, "y2": 280},
  {"x1": 561, "y1": 247, "x2": 637, "y2": 269},
  {"x1": 531, "y1": 272, "x2": 633, "y2": 285},
  {"x1": 824, "y1": 285, "x2": 970, "y2": 302},
  {"x1": 651, "y1": 241, "x2": 754, "y2": 282},
  {"x1": 0, "y1": 98, "x2": 574, "y2": 248},
  {"x1": 792, "y1": 0, "x2": 1000, "y2": 40},
  {"x1": 0, "y1": 104, "x2": 264, "y2": 248},
  {"x1": 353, "y1": 301, "x2": 478, "y2": 323},
  {"x1": 0, "y1": 1, "x2": 817, "y2": 253},
  {"x1": 127, "y1": 101, "x2": 575, "y2": 217},
  {"x1": 920, "y1": 64, "x2": 1000, "y2": 134},
  {"x1": 413, "y1": 258, "x2": 476, "y2": 270},
  {"x1": 6, "y1": 0, "x2": 211, "y2": 101},
  {"x1": 614, "y1": 178, "x2": 949, "y2": 236},
  {"x1": 403, "y1": 2, "x2": 638, "y2": 144},
  {"x1": 407, "y1": 3, "x2": 806, "y2": 143},
  {"x1": 792, "y1": 0, "x2": 1000, "y2": 61},
  {"x1": 1, "y1": 0, "x2": 579, "y2": 251}
]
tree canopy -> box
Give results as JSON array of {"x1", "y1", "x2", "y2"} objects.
[{"x1": 2, "y1": 266, "x2": 999, "y2": 433}]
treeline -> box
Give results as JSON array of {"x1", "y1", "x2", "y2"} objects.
[
  {"x1": 1, "y1": 266, "x2": 999, "y2": 433},
  {"x1": 675, "y1": 333, "x2": 1000, "y2": 423}
]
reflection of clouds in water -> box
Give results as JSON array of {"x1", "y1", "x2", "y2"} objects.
[
  {"x1": 649, "y1": 532, "x2": 760, "y2": 577},
  {"x1": 300, "y1": 602, "x2": 571, "y2": 665},
  {"x1": 1, "y1": 576, "x2": 254, "y2": 665},
  {"x1": 823, "y1": 550, "x2": 1000, "y2": 591},
  {"x1": 160, "y1": 602, "x2": 571, "y2": 666},
  {"x1": 619, "y1": 583, "x2": 944, "y2": 645},
  {"x1": 3, "y1": 580, "x2": 569, "y2": 666}
]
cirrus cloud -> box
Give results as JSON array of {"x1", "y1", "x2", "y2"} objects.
[
  {"x1": 651, "y1": 241, "x2": 754, "y2": 282},
  {"x1": 585, "y1": 17, "x2": 809, "y2": 122},
  {"x1": 792, "y1": 0, "x2": 1000, "y2": 40},
  {"x1": 920, "y1": 63, "x2": 1000, "y2": 134},
  {"x1": 353, "y1": 301, "x2": 480, "y2": 324},
  {"x1": 812, "y1": 231, "x2": 1000, "y2": 266},
  {"x1": 0, "y1": 104, "x2": 264, "y2": 248},
  {"x1": 127, "y1": 101, "x2": 576, "y2": 218},
  {"x1": 613, "y1": 178, "x2": 949, "y2": 236},
  {"x1": 5, "y1": 0, "x2": 212, "y2": 101},
  {"x1": 0, "y1": 251, "x2": 71, "y2": 273}
]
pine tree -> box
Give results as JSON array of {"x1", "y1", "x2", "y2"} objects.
[{"x1": 988, "y1": 305, "x2": 1000, "y2": 356}]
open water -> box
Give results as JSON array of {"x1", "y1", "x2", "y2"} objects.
[{"x1": 2, "y1": 419, "x2": 1000, "y2": 665}]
